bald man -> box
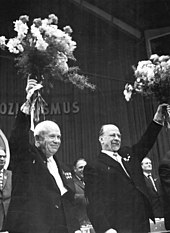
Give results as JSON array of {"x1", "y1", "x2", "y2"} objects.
[
  {"x1": 3, "y1": 79, "x2": 80, "y2": 233},
  {"x1": 84, "y1": 104, "x2": 169, "y2": 233}
]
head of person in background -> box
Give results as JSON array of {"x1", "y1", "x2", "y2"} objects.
[
  {"x1": 73, "y1": 158, "x2": 87, "y2": 181},
  {"x1": 141, "y1": 157, "x2": 152, "y2": 175},
  {"x1": 34, "y1": 120, "x2": 61, "y2": 159},
  {"x1": 99, "y1": 124, "x2": 121, "y2": 152},
  {"x1": 0, "y1": 147, "x2": 6, "y2": 171}
]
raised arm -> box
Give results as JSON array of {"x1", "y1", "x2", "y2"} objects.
[
  {"x1": 9, "y1": 79, "x2": 42, "y2": 168},
  {"x1": 132, "y1": 104, "x2": 170, "y2": 162}
]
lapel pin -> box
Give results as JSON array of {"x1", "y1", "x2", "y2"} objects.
[{"x1": 122, "y1": 154, "x2": 131, "y2": 162}]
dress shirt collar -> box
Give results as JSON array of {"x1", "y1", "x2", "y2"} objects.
[
  {"x1": 47, "y1": 156, "x2": 54, "y2": 162},
  {"x1": 101, "y1": 150, "x2": 120, "y2": 161},
  {"x1": 143, "y1": 172, "x2": 152, "y2": 177}
]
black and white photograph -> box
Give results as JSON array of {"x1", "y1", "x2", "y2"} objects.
[{"x1": 0, "y1": 0, "x2": 170, "y2": 232}]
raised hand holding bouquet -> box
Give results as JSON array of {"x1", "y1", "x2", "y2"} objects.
[
  {"x1": 123, "y1": 54, "x2": 170, "y2": 127},
  {"x1": 0, "y1": 14, "x2": 95, "y2": 128}
]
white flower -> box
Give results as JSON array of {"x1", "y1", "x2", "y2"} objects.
[
  {"x1": 159, "y1": 55, "x2": 170, "y2": 62},
  {"x1": 44, "y1": 24, "x2": 58, "y2": 37},
  {"x1": 63, "y1": 33, "x2": 77, "y2": 53},
  {"x1": 35, "y1": 38, "x2": 48, "y2": 51},
  {"x1": 124, "y1": 54, "x2": 170, "y2": 102},
  {"x1": 48, "y1": 14, "x2": 58, "y2": 25},
  {"x1": 123, "y1": 84, "x2": 133, "y2": 101},
  {"x1": 17, "y1": 44, "x2": 24, "y2": 52},
  {"x1": 166, "y1": 59, "x2": 170, "y2": 66},
  {"x1": 14, "y1": 19, "x2": 28, "y2": 39},
  {"x1": 6, "y1": 38, "x2": 21, "y2": 54},
  {"x1": 56, "y1": 52, "x2": 68, "y2": 74},
  {"x1": 0, "y1": 36, "x2": 6, "y2": 46},
  {"x1": 30, "y1": 24, "x2": 42, "y2": 40},
  {"x1": 150, "y1": 54, "x2": 159, "y2": 62},
  {"x1": 146, "y1": 68, "x2": 155, "y2": 80}
]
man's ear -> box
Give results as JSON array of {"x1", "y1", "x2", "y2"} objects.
[
  {"x1": 34, "y1": 135, "x2": 41, "y2": 147},
  {"x1": 73, "y1": 166, "x2": 76, "y2": 173},
  {"x1": 99, "y1": 136, "x2": 103, "y2": 144}
]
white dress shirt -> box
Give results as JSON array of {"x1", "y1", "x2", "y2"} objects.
[
  {"x1": 47, "y1": 156, "x2": 67, "y2": 195},
  {"x1": 143, "y1": 172, "x2": 157, "y2": 192}
]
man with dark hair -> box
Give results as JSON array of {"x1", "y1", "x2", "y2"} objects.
[
  {"x1": 72, "y1": 158, "x2": 90, "y2": 226},
  {"x1": 84, "y1": 104, "x2": 169, "y2": 233}
]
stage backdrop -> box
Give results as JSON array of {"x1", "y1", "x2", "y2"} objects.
[{"x1": 0, "y1": 0, "x2": 170, "y2": 175}]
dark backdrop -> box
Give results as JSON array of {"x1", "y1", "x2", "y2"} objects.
[{"x1": 0, "y1": 0, "x2": 170, "y2": 176}]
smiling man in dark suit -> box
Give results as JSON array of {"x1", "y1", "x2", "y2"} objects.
[
  {"x1": 84, "y1": 104, "x2": 169, "y2": 233},
  {"x1": 3, "y1": 79, "x2": 80, "y2": 233}
]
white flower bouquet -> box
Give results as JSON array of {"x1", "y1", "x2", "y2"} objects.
[
  {"x1": 123, "y1": 54, "x2": 170, "y2": 127},
  {"x1": 0, "y1": 14, "x2": 95, "y2": 125},
  {"x1": 124, "y1": 54, "x2": 170, "y2": 103}
]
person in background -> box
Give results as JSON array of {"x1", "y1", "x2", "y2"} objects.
[
  {"x1": 159, "y1": 151, "x2": 170, "y2": 230},
  {"x1": 0, "y1": 129, "x2": 12, "y2": 231},
  {"x1": 3, "y1": 79, "x2": 80, "y2": 233},
  {"x1": 72, "y1": 158, "x2": 90, "y2": 227},
  {"x1": 141, "y1": 157, "x2": 163, "y2": 219},
  {"x1": 84, "y1": 104, "x2": 170, "y2": 233},
  {"x1": 0, "y1": 148, "x2": 12, "y2": 231}
]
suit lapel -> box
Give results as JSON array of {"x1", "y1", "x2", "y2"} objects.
[
  {"x1": 121, "y1": 158, "x2": 133, "y2": 178},
  {"x1": 74, "y1": 177, "x2": 85, "y2": 189},
  {"x1": 53, "y1": 156, "x2": 70, "y2": 189},
  {"x1": 99, "y1": 152, "x2": 130, "y2": 178},
  {"x1": 99, "y1": 152, "x2": 120, "y2": 167}
]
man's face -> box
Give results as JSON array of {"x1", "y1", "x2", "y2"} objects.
[
  {"x1": 38, "y1": 126, "x2": 61, "y2": 158},
  {"x1": 0, "y1": 149, "x2": 6, "y2": 170},
  {"x1": 141, "y1": 158, "x2": 152, "y2": 172},
  {"x1": 74, "y1": 160, "x2": 87, "y2": 179},
  {"x1": 99, "y1": 125, "x2": 121, "y2": 152}
]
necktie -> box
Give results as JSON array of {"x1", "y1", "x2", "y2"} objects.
[
  {"x1": 148, "y1": 174, "x2": 157, "y2": 192},
  {"x1": 112, "y1": 152, "x2": 130, "y2": 177},
  {"x1": 0, "y1": 170, "x2": 3, "y2": 190},
  {"x1": 47, "y1": 157, "x2": 67, "y2": 195}
]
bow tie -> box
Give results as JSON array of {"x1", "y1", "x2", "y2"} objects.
[{"x1": 112, "y1": 152, "x2": 118, "y2": 156}]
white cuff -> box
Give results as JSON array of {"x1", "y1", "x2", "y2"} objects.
[{"x1": 20, "y1": 100, "x2": 31, "y2": 115}]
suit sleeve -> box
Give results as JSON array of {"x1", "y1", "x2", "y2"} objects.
[
  {"x1": 84, "y1": 164, "x2": 112, "y2": 233},
  {"x1": 132, "y1": 121, "x2": 162, "y2": 162},
  {"x1": 9, "y1": 110, "x2": 31, "y2": 170}
]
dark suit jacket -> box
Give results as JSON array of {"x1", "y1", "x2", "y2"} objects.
[
  {"x1": 84, "y1": 121, "x2": 162, "y2": 233},
  {"x1": 144, "y1": 174, "x2": 163, "y2": 218},
  {"x1": 3, "y1": 110, "x2": 79, "y2": 233},
  {"x1": 73, "y1": 175, "x2": 90, "y2": 226},
  {"x1": 159, "y1": 154, "x2": 170, "y2": 230},
  {"x1": 0, "y1": 169, "x2": 12, "y2": 230}
]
